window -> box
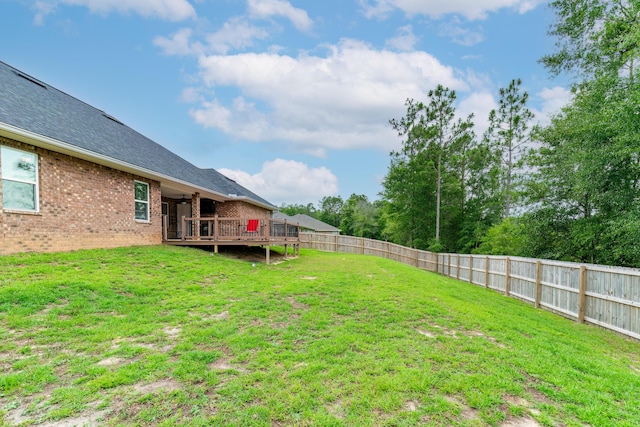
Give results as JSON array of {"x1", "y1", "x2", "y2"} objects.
[
  {"x1": 1, "y1": 146, "x2": 39, "y2": 211},
  {"x1": 134, "y1": 181, "x2": 149, "y2": 221}
]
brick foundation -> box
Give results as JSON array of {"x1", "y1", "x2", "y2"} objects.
[{"x1": 1, "y1": 136, "x2": 162, "y2": 255}]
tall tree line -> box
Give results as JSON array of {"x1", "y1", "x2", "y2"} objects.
[{"x1": 380, "y1": 0, "x2": 640, "y2": 266}]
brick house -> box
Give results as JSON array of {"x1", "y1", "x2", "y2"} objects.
[{"x1": 0, "y1": 61, "x2": 291, "y2": 256}]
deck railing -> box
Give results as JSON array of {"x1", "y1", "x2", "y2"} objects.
[{"x1": 164, "y1": 215, "x2": 300, "y2": 243}]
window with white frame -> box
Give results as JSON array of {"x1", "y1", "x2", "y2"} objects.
[
  {"x1": 1, "y1": 146, "x2": 39, "y2": 212},
  {"x1": 134, "y1": 181, "x2": 150, "y2": 221}
]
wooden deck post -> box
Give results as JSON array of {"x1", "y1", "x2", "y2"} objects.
[
  {"x1": 505, "y1": 257, "x2": 511, "y2": 296},
  {"x1": 266, "y1": 244, "x2": 271, "y2": 265},
  {"x1": 181, "y1": 216, "x2": 186, "y2": 241},
  {"x1": 579, "y1": 265, "x2": 587, "y2": 323},
  {"x1": 284, "y1": 244, "x2": 288, "y2": 259},
  {"x1": 535, "y1": 261, "x2": 542, "y2": 308},
  {"x1": 284, "y1": 219, "x2": 288, "y2": 242}
]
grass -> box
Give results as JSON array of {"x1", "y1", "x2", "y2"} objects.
[{"x1": 0, "y1": 245, "x2": 639, "y2": 426}]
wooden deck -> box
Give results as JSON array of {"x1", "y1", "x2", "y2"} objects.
[{"x1": 162, "y1": 216, "x2": 300, "y2": 263}]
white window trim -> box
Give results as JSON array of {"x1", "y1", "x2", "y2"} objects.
[
  {"x1": 1, "y1": 146, "x2": 39, "y2": 213},
  {"x1": 134, "y1": 180, "x2": 150, "y2": 222}
]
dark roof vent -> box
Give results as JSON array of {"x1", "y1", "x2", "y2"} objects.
[
  {"x1": 102, "y1": 113, "x2": 124, "y2": 125},
  {"x1": 13, "y1": 71, "x2": 47, "y2": 89}
]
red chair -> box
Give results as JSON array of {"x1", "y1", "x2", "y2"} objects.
[{"x1": 246, "y1": 219, "x2": 259, "y2": 235}]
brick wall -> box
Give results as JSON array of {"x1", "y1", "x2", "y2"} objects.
[
  {"x1": 0, "y1": 136, "x2": 162, "y2": 255},
  {"x1": 215, "y1": 200, "x2": 270, "y2": 219}
]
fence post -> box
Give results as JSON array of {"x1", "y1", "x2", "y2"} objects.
[
  {"x1": 505, "y1": 257, "x2": 511, "y2": 296},
  {"x1": 447, "y1": 254, "x2": 451, "y2": 277},
  {"x1": 579, "y1": 265, "x2": 587, "y2": 323},
  {"x1": 469, "y1": 255, "x2": 474, "y2": 284},
  {"x1": 535, "y1": 261, "x2": 542, "y2": 308},
  {"x1": 335, "y1": 234, "x2": 339, "y2": 253},
  {"x1": 456, "y1": 255, "x2": 460, "y2": 280},
  {"x1": 415, "y1": 248, "x2": 419, "y2": 268},
  {"x1": 361, "y1": 238, "x2": 365, "y2": 255},
  {"x1": 435, "y1": 252, "x2": 439, "y2": 273},
  {"x1": 485, "y1": 256, "x2": 490, "y2": 288}
]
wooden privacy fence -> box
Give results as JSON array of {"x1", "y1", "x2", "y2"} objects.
[{"x1": 299, "y1": 233, "x2": 640, "y2": 341}]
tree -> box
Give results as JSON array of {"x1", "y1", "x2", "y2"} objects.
[
  {"x1": 484, "y1": 78, "x2": 534, "y2": 217},
  {"x1": 340, "y1": 194, "x2": 379, "y2": 239},
  {"x1": 318, "y1": 196, "x2": 343, "y2": 228},
  {"x1": 424, "y1": 86, "x2": 475, "y2": 241},
  {"x1": 523, "y1": 76, "x2": 640, "y2": 265},
  {"x1": 385, "y1": 87, "x2": 474, "y2": 248},
  {"x1": 542, "y1": 0, "x2": 640, "y2": 81},
  {"x1": 473, "y1": 217, "x2": 526, "y2": 256},
  {"x1": 278, "y1": 203, "x2": 317, "y2": 217}
]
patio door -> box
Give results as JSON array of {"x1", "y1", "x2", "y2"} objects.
[{"x1": 176, "y1": 202, "x2": 191, "y2": 238}]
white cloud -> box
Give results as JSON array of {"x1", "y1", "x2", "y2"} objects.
[
  {"x1": 385, "y1": 25, "x2": 419, "y2": 51},
  {"x1": 154, "y1": 28, "x2": 205, "y2": 56},
  {"x1": 247, "y1": 0, "x2": 313, "y2": 32},
  {"x1": 205, "y1": 17, "x2": 270, "y2": 54},
  {"x1": 190, "y1": 38, "x2": 468, "y2": 155},
  {"x1": 457, "y1": 91, "x2": 497, "y2": 136},
  {"x1": 219, "y1": 159, "x2": 339, "y2": 205},
  {"x1": 438, "y1": 18, "x2": 484, "y2": 46},
  {"x1": 360, "y1": 0, "x2": 545, "y2": 21},
  {"x1": 32, "y1": 1, "x2": 57, "y2": 25},
  {"x1": 533, "y1": 86, "x2": 573, "y2": 125},
  {"x1": 38, "y1": 0, "x2": 196, "y2": 21}
]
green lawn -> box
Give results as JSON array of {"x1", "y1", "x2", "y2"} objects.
[{"x1": 0, "y1": 245, "x2": 639, "y2": 426}]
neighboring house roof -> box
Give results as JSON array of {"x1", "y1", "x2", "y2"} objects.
[
  {"x1": 273, "y1": 212, "x2": 341, "y2": 233},
  {"x1": 0, "y1": 61, "x2": 274, "y2": 209}
]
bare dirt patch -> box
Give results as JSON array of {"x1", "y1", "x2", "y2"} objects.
[
  {"x1": 287, "y1": 297, "x2": 309, "y2": 310},
  {"x1": 405, "y1": 400, "x2": 419, "y2": 411},
  {"x1": 326, "y1": 401, "x2": 345, "y2": 419},
  {"x1": 504, "y1": 394, "x2": 530, "y2": 407},
  {"x1": 215, "y1": 310, "x2": 230, "y2": 320},
  {"x1": 97, "y1": 356, "x2": 124, "y2": 366},
  {"x1": 132, "y1": 378, "x2": 181, "y2": 395},
  {"x1": 421, "y1": 322, "x2": 506, "y2": 347},
  {"x1": 417, "y1": 329, "x2": 436, "y2": 338},
  {"x1": 445, "y1": 395, "x2": 480, "y2": 421},
  {"x1": 164, "y1": 326, "x2": 181, "y2": 337},
  {"x1": 501, "y1": 416, "x2": 542, "y2": 427},
  {"x1": 37, "y1": 410, "x2": 110, "y2": 427},
  {"x1": 215, "y1": 246, "x2": 290, "y2": 263},
  {"x1": 210, "y1": 359, "x2": 247, "y2": 373}
]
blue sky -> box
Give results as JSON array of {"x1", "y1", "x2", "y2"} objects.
[{"x1": 1, "y1": 0, "x2": 570, "y2": 206}]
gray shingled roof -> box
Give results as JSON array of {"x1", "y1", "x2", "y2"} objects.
[
  {"x1": 273, "y1": 212, "x2": 340, "y2": 233},
  {"x1": 0, "y1": 61, "x2": 274, "y2": 208}
]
